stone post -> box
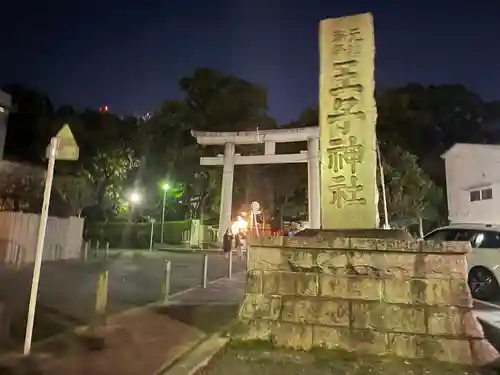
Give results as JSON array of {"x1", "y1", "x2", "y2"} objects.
[{"x1": 218, "y1": 142, "x2": 235, "y2": 241}]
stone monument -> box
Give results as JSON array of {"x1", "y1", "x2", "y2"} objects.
[
  {"x1": 319, "y1": 13, "x2": 377, "y2": 229},
  {"x1": 235, "y1": 12, "x2": 499, "y2": 367}
]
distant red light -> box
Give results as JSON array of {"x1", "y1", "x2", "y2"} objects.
[{"x1": 99, "y1": 105, "x2": 109, "y2": 112}]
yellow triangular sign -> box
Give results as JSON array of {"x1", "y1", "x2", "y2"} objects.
[
  {"x1": 55, "y1": 124, "x2": 77, "y2": 144},
  {"x1": 46, "y1": 124, "x2": 79, "y2": 161}
]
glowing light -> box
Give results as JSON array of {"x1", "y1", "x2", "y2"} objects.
[
  {"x1": 162, "y1": 183, "x2": 170, "y2": 191},
  {"x1": 231, "y1": 216, "x2": 248, "y2": 233},
  {"x1": 129, "y1": 191, "x2": 142, "y2": 204}
]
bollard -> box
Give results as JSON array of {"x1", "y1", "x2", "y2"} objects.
[
  {"x1": 202, "y1": 253, "x2": 208, "y2": 288},
  {"x1": 96, "y1": 240, "x2": 100, "y2": 258},
  {"x1": 94, "y1": 268, "x2": 109, "y2": 327},
  {"x1": 149, "y1": 220, "x2": 155, "y2": 251},
  {"x1": 83, "y1": 242, "x2": 89, "y2": 262},
  {"x1": 162, "y1": 260, "x2": 171, "y2": 304},
  {"x1": 105, "y1": 242, "x2": 109, "y2": 261},
  {"x1": 228, "y1": 250, "x2": 233, "y2": 279}
]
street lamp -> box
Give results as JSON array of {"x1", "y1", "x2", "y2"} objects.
[
  {"x1": 160, "y1": 183, "x2": 170, "y2": 243},
  {"x1": 129, "y1": 191, "x2": 142, "y2": 205}
]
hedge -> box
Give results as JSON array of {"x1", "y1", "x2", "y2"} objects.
[{"x1": 85, "y1": 220, "x2": 192, "y2": 249}]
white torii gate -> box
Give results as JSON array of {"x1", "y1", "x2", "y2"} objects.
[{"x1": 191, "y1": 127, "x2": 321, "y2": 240}]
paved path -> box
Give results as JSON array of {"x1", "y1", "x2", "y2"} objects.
[
  {"x1": 0, "y1": 251, "x2": 246, "y2": 345},
  {"x1": 0, "y1": 268, "x2": 246, "y2": 375},
  {"x1": 169, "y1": 272, "x2": 246, "y2": 305}
]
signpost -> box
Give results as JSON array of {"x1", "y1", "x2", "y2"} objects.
[
  {"x1": 23, "y1": 125, "x2": 79, "y2": 355},
  {"x1": 251, "y1": 201, "x2": 260, "y2": 237}
]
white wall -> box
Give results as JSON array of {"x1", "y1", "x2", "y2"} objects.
[
  {"x1": 445, "y1": 145, "x2": 500, "y2": 225},
  {"x1": 0, "y1": 212, "x2": 84, "y2": 265}
]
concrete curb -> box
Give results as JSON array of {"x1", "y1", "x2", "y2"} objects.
[
  {"x1": 157, "y1": 333, "x2": 229, "y2": 375},
  {"x1": 152, "y1": 275, "x2": 244, "y2": 375}
]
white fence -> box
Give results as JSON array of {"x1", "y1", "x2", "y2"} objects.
[{"x1": 0, "y1": 212, "x2": 84, "y2": 265}]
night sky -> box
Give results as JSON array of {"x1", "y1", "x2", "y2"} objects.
[{"x1": 1, "y1": 0, "x2": 499, "y2": 124}]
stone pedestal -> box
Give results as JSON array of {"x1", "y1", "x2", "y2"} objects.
[{"x1": 234, "y1": 233, "x2": 499, "y2": 365}]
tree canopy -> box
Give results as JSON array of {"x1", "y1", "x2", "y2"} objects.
[{"x1": 3, "y1": 71, "x2": 499, "y2": 229}]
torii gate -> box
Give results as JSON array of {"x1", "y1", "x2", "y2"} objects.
[{"x1": 191, "y1": 127, "x2": 321, "y2": 241}]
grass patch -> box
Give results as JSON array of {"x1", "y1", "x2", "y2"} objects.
[{"x1": 195, "y1": 343, "x2": 493, "y2": 375}]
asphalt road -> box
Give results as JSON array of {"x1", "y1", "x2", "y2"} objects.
[{"x1": 0, "y1": 250, "x2": 246, "y2": 344}]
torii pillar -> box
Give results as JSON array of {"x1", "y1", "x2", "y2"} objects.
[{"x1": 219, "y1": 142, "x2": 235, "y2": 238}]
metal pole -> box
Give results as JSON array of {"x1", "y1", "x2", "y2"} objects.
[
  {"x1": 228, "y1": 249, "x2": 233, "y2": 279},
  {"x1": 96, "y1": 240, "x2": 100, "y2": 258},
  {"x1": 24, "y1": 137, "x2": 58, "y2": 356},
  {"x1": 83, "y1": 241, "x2": 89, "y2": 262},
  {"x1": 105, "y1": 242, "x2": 109, "y2": 261},
  {"x1": 163, "y1": 260, "x2": 171, "y2": 304},
  {"x1": 161, "y1": 190, "x2": 167, "y2": 244},
  {"x1": 376, "y1": 141, "x2": 390, "y2": 229},
  {"x1": 202, "y1": 253, "x2": 208, "y2": 288},
  {"x1": 149, "y1": 220, "x2": 155, "y2": 251}
]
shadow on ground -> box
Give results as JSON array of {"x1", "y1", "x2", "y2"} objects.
[{"x1": 153, "y1": 303, "x2": 239, "y2": 334}]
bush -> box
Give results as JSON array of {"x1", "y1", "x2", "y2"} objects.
[{"x1": 85, "y1": 220, "x2": 192, "y2": 249}]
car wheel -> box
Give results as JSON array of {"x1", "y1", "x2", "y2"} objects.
[{"x1": 468, "y1": 267, "x2": 500, "y2": 301}]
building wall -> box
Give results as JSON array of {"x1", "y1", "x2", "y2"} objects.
[
  {"x1": 0, "y1": 91, "x2": 11, "y2": 160},
  {"x1": 445, "y1": 145, "x2": 500, "y2": 225},
  {"x1": 0, "y1": 212, "x2": 84, "y2": 265},
  {"x1": 235, "y1": 236, "x2": 486, "y2": 365}
]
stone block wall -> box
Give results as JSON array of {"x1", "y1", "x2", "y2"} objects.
[{"x1": 235, "y1": 236, "x2": 485, "y2": 365}]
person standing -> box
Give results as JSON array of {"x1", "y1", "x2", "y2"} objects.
[{"x1": 222, "y1": 228, "x2": 233, "y2": 258}]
